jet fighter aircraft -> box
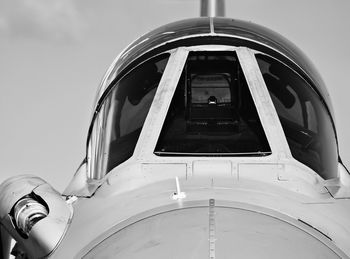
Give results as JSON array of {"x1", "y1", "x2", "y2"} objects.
[{"x1": 1, "y1": 0, "x2": 350, "y2": 258}]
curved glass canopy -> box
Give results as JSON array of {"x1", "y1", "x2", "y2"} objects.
[
  {"x1": 88, "y1": 54, "x2": 170, "y2": 178},
  {"x1": 87, "y1": 47, "x2": 338, "y2": 180},
  {"x1": 256, "y1": 54, "x2": 338, "y2": 179}
]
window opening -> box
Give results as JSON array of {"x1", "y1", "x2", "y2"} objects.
[
  {"x1": 155, "y1": 51, "x2": 271, "y2": 156},
  {"x1": 89, "y1": 54, "x2": 170, "y2": 176},
  {"x1": 256, "y1": 54, "x2": 338, "y2": 179}
]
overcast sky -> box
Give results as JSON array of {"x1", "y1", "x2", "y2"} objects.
[{"x1": 1, "y1": 0, "x2": 349, "y2": 192}]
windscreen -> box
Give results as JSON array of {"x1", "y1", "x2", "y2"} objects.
[
  {"x1": 89, "y1": 54, "x2": 170, "y2": 176},
  {"x1": 155, "y1": 51, "x2": 271, "y2": 156},
  {"x1": 256, "y1": 54, "x2": 338, "y2": 179}
]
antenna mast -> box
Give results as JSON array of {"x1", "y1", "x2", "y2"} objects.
[{"x1": 200, "y1": 0, "x2": 225, "y2": 17}]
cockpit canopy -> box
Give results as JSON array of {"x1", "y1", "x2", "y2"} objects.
[{"x1": 87, "y1": 18, "x2": 338, "y2": 181}]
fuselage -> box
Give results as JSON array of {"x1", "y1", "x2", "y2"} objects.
[{"x1": 1, "y1": 17, "x2": 350, "y2": 259}]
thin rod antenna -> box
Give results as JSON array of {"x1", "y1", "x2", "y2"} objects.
[{"x1": 200, "y1": 0, "x2": 225, "y2": 17}]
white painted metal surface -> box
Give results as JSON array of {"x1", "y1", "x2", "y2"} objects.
[
  {"x1": 1, "y1": 41, "x2": 350, "y2": 258},
  {"x1": 73, "y1": 200, "x2": 348, "y2": 258},
  {"x1": 236, "y1": 47, "x2": 291, "y2": 158},
  {"x1": 51, "y1": 45, "x2": 349, "y2": 258}
]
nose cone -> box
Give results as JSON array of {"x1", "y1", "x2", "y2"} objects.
[{"x1": 83, "y1": 206, "x2": 341, "y2": 258}]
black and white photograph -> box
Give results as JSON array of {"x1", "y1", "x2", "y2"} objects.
[{"x1": 1, "y1": 0, "x2": 350, "y2": 258}]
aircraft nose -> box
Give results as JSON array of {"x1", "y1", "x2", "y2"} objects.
[{"x1": 83, "y1": 201, "x2": 341, "y2": 259}]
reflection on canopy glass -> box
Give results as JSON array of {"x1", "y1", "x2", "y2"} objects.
[
  {"x1": 89, "y1": 54, "x2": 170, "y2": 176},
  {"x1": 256, "y1": 54, "x2": 338, "y2": 179},
  {"x1": 155, "y1": 51, "x2": 271, "y2": 156}
]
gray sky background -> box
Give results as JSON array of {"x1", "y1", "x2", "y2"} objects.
[{"x1": 1, "y1": 0, "x2": 349, "y2": 192}]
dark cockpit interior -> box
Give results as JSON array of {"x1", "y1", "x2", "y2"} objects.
[{"x1": 155, "y1": 51, "x2": 271, "y2": 155}]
